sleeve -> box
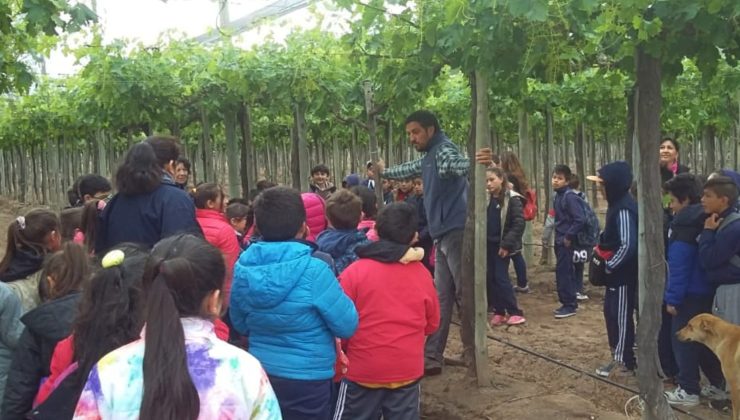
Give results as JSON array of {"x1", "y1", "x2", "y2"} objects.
[
  {"x1": 2, "y1": 329, "x2": 43, "y2": 419},
  {"x1": 664, "y1": 242, "x2": 695, "y2": 306},
  {"x1": 160, "y1": 193, "x2": 202, "y2": 239},
  {"x1": 0, "y1": 287, "x2": 23, "y2": 350},
  {"x1": 564, "y1": 193, "x2": 586, "y2": 241},
  {"x1": 313, "y1": 264, "x2": 358, "y2": 339},
  {"x1": 436, "y1": 145, "x2": 470, "y2": 178},
  {"x1": 383, "y1": 158, "x2": 423, "y2": 180},
  {"x1": 423, "y1": 272, "x2": 440, "y2": 335},
  {"x1": 72, "y1": 366, "x2": 104, "y2": 420},
  {"x1": 217, "y1": 225, "x2": 242, "y2": 306},
  {"x1": 606, "y1": 209, "x2": 637, "y2": 272},
  {"x1": 228, "y1": 293, "x2": 251, "y2": 336},
  {"x1": 35, "y1": 335, "x2": 75, "y2": 406},
  {"x1": 501, "y1": 196, "x2": 525, "y2": 252}
]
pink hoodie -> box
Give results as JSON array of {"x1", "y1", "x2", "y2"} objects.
[{"x1": 301, "y1": 192, "x2": 327, "y2": 243}]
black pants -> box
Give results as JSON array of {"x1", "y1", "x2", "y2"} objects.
[
  {"x1": 671, "y1": 296, "x2": 725, "y2": 395},
  {"x1": 268, "y1": 375, "x2": 333, "y2": 420},
  {"x1": 604, "y1": 282, "x2": 636, "y2": 368},
  {"x1": 333, "y1": 380, "x2": 420, "y2": 420},
  {"x1": 486, "y1": 244, "x2": 523, "y2": 316},
  {"x1": 658, "y1": 304, "x2": 678, "y2": 378},
  {"x1": 555, "y1": 244, "x2": 577, "y2": 310}
]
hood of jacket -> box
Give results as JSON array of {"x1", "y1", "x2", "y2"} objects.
[
  {"x1": 316, "y1": 229, "x2": 368, "y2": 259},
  {"x1": 234, "y1": 241, "x2": 313, "y2": 309},
  {"x1": 301, "y1": 193, "x2": 327, "y2": 242},
  {"x1": 718, "y1": 169, "x2": 740, "y2": 190},
  {"x1": 598, "y1": 161, "x2": 633, "y2": 205},
  {"x1": 356, "y1": 240, "x2": 409, "y2": 263},
  {"x1": 20, "y1": 292, "x2": 82, "y2": 341},
  {"x1": 0, "y1": 249, "x2": 45, "y2": 282}
]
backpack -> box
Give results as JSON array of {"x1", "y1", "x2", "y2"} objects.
[
  {"x1": 522, "y1": 189, "x2": 538, "y2": 221},
  {"x1": 567, "y1": 191, "x2": 600, "y2": 248}
]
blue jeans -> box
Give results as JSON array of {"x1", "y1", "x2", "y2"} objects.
[
  {"x1": 511, "y1": 253, "x2": 528, "y2": 288},
  {"x1": 424, "y1": 229, "x2": 463, "y2": 367},
  {"x1": 268, "y1": 375, "x2": 333, "y2": 420},
  {"x1": 555, "y1": 244, "x2": 577, "y2": 310},
  {"x1": 671, "y1": 296, "x2": 725, "y2": 395}
]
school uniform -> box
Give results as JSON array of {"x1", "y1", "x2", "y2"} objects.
[
  {"x1": 553, "y1": 186, "x2": 587, "y2": 311},
  {"x1": 486, "y1": 191, "x2": 525, "y2": 317}
]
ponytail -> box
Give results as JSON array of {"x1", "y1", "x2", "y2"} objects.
[
  {"x1": 0, "y1": 209, "x2": 60, "y2": 277},
  {"x1": 138, "y1": 234, "x2": 225, "y2": 420},
  {"x1": 140, "y1": 258, "x2": 199, "y2": 420},
  {"x1": 80, "y1": 199, "x2": 105, "y2": 254}
]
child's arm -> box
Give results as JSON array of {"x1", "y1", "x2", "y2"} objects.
[
  {"x1": 314, "y1": 265, "x2": 358, "y2": 339},
  {"x1": 664, "y1": 241, "x2": 695, "y2": 307},
  {"x1": 605, "y1": 209, "x2": 638, "y2": 273},
  {"x1": 423, "y1": 275, "x2": 440, "y2": 335},
  {"x1": 563, "y1": 193, "x2": 586, "y2": 243}
]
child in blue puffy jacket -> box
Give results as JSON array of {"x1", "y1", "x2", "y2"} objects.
[{"x1": 230, "y1": 187, "x2": 359, "y2": 420}]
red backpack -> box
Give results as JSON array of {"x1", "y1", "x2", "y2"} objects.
[{"x1": 522, "y1": 189, "x2": 538, "y2": 221}]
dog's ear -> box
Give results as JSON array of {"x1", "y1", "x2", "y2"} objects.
[{"x1": 698, "y1": 319, "x2": 713, "y2": 334}]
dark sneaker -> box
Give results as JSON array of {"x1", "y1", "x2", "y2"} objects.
[
  {"x1": 708, "y1": 399, "x2": 731, "y2": 414},
  {"x1": 596, "y1": 360, "x2": 618, "y2": 377},
  {"x1": 424, "y1": 359, "x2": 442, "y2": 377},
  {"x1": 514, "y1": 285, "x2": 531, "y2": 294},
  {"x1": 553, "y1": 306, "x2": 577, "y2": 319}
]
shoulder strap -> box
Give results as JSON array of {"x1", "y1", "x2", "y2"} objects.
[{"x1": 718, "y1": 211, "x2": 740, "y2": 233}]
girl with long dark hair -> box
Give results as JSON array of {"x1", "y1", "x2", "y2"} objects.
[{"x1": 74, "y1": 235, "x2": 280, "y2": 419}]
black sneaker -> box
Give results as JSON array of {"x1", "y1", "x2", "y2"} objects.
[
  {"x1": 553, "y1": 306, "x2": 577, "y2": 319},
  {"x1": 708, "y1": 399, "x2": 731, "y2": 414}
]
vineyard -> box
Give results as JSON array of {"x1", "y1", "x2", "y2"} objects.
[{"x1": 1, "y1": 1, "x2": 740, "y2": 418}]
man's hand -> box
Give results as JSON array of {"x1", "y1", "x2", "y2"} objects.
[
  {"x1": 666, "y1": 305, "x2": 678, "y2": 316},
  {"x1": 475, "y1": 148, "x2": 494, "y2": 166},
  {"x1": 704, "y1": 213, "x2": 722, "y2": 230},
  {"x1": 498, "y1": 248, "x2": 510, "y2": 258}
]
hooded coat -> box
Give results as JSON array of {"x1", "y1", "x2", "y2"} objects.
[
  {"x1": 2, "y1": 292, "x2": 81, "y2": 420},
  {"x1": 316, "y1": 228, "x2": 371, "y2": 274},
  {"x1": 196, "y1": 208, "x2": 241, "y2": 306},
  {"x1": 301, "y1": 193, "x2": 327, "y2": 243},
  {"x1": 596, "y1": 161, "x2": 638, "y2": 286},
  {"x1": 229, "y1": 241, "x2": 358, "y2": 381}
]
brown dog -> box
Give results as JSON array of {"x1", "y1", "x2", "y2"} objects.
[{"x1": 677, "y1": 313, "x2": 740, "y2": 419}]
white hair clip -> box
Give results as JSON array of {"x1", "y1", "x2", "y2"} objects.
[{"x1": 15, "y1": 216, "x2": 26, "y2": 230}]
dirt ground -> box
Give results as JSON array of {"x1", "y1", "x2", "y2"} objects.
[{"x1": 0, "y1": 198, "x2": 726, "y2": 420}]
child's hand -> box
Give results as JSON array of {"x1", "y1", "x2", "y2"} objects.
[
  {"x1": 704, "y1": 214, "x2": 722, "y2": 230},
  {"x1": 563, "y1": 238, "x2": 572, "y2": 248},
  {"x1": 666, "y1": 305, "x2": 678, "y2": 316},
  {"x1": 498, "y1": 248, "x2": 510, "y2": 258}
]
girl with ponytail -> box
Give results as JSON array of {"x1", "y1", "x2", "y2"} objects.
[{"x1": 74, "y1": 235, "x2": 280, "y2": 420}]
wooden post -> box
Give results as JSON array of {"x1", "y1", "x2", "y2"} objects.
[
  {"x1": 224, "y1": 108, "x2": 240, "y2": 198},
  {"x1": 518, "y1": 108, "x2": 533, "y2": 263},
  {"x1": 472, "y1": 70, "x2": 491, "y2": 386},
  {"x1": 362, "y1": 80, "x2": 385, "y2": 209},
  {"x1": 634, "y1": 46, "x2": 677, "y2": 420}
]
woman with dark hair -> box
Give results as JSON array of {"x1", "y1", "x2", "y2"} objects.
[
  {"x1": 499, "y1": 151, "x2": 533, "y2": 293},
  {"x1": 660, "y1": 137, "x2": 690, "y2": 184},
  {"x1": 95, "y1": 138, "x2": 201, "y2": 253},
  {"x1": 74, "y1": 235, "x2": 280, "y2": 419}
]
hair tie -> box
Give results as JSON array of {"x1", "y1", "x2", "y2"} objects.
[
  {"x1": 97, "y1": 200, "x2": 107, "y2": 211},
  {"x1": 15, "y1": 216, "x2": 26, "y2": 230},
  {"x1": 102, "y1": 249, "x2": 125, "y2": 268}
]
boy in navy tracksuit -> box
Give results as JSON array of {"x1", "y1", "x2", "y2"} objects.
[
  {"x1": 316, "y1": 189, "x2": 372, "y2": 274},
  {"x1": 662, "y1": 174, "x2": 725, "y2": 406},
  {"x1": 698, "y1": 175, "x2": 740, "y2": 325},
  {"x1": 552, "y1": 165, "x2": 586, "y2": 318},
  {"x1": 589, "y1": 161, "x2": 638, "y2": 377}
]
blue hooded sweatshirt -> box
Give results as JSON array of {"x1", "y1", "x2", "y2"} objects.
[
  {"x1": 553, "y1": 186, "x2": 586, "y2": 245},
  {"x1": 665, "y1": 203, "x2": 715, "y2": 305},
  {"x1": 316, "y1": 228, "x2": 371, "y2": 274},
  {"x1": 597, "y1": 161, "x2": 638, "y2": 286},
  {"x1": 229, "y1": 240, "x2": 358, "y2": 380}
]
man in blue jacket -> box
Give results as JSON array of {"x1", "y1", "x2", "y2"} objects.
[
  {"x1": 588, "y1": 161, "x2": 638, "y2": 378},
  {"x1": 382, "y1": 110, "x2": 493, "y2": 376},
  {"x1": 230, "y1": 187, "x2": 359, "y2": 419},
  {"x1": 699, "y1": 175, "x2": 740, "y2": 325},
  {"x1": 662, "y1": 174, "x2": 725, "y2": 406}
]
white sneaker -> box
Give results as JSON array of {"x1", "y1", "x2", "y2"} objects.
[
  {"x1": 701, "y1": 384, "x2": 729, "y2": 400},
  {"x1": 576, "y1": 292, "x2": 589, "y2": 301},
  {"x1": 664, "y1": 386, "x2": 699, "y2": 407}
]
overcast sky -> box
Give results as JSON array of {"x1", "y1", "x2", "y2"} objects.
[{"x1": 46, "y1": 0, "x2": 321, "y2": 76}]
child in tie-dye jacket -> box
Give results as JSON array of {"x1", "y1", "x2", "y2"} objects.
[{"x1": 73, "y1": 235, "x2": 281, "y2": 420}]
